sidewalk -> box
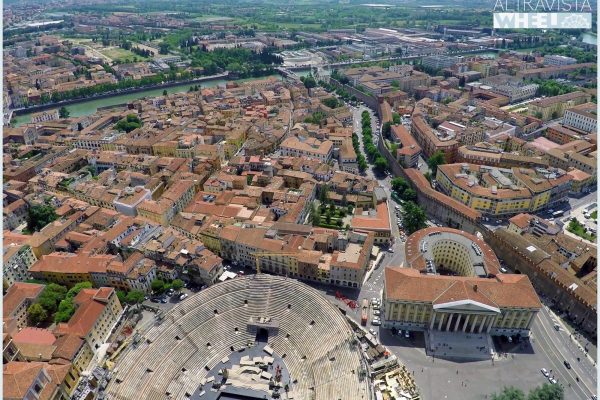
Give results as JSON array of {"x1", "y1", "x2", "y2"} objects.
[
  {"x1": 546, "y1": 304, "x2": 597, "y2": 364},
  {"x1": 363, "y1": 250, "x2": 385, "y2": 285}
]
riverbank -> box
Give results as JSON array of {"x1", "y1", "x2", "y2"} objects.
[
  {"x1": 11, "y1": 72, "x2": 229, "y2": 117},
  {"x1": 12, "y1": 72, "x2": 298, "y2": 126}
]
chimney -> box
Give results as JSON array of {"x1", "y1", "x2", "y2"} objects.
[{"x1": 473, "y1": 284, "x2": 478, "y2": 292}]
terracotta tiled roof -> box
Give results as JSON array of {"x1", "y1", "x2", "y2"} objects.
[
  {"x1": 3, "y1": 283, "x2": 44, "y2": 318},
  {"x1": 351, "y1": 202, "x2": 390, "y2": 232},
  {"x1": 54, "y1": 287, "x2": 115, "y2": 338},
  {"x1": 509, "y1": 213, "x2": 533, "y2": 229},
  {"x1": 385, "y1": 267, "x2": 541, "y2": 309},
  {"x1": 3, "y1": 361, "x2": 70, "y2": 400}
]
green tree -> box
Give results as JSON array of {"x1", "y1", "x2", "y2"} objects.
[
  {"x1": 312, "y1": 208, "x2": 321, "y2": 226},
  {"x1": 27, "y1": 303, "x2": 48, "y2": 325},
  {"x1": 114, "y1": 114, "x2": 141, "y2": 133},
  {"x1": 427, "y1": 150, "x2": 446, "y2": 176},
  {"x1": 402, "y1": 188, "x2": 417, "y2": 201},
  {"x1": 54, "y1": 298, "x2": 76, "y2": 323},
  {"x1": 336, "y1": 219, "x2": 343, "y2": 227},
  {"x1": 58, "y1": 106, "x2": 70, "y2": 119},
  {"x1": 37, "y1": 283, "x2": 67, "y2": 314},
  {"x1": 125, "y1": 290, "x2": 145, "y2": 305},
  {"x1": 391, "y1": 177, "x2": 409, "y2": 194},
  {"x1": 382, "y1": 121, "x2": 392, "y2": 137},
  {"x1": 159, "y1": 42, "x2": 170, "y2": 54},
  {"x1": 527, "y1": 384, "x2": 563, "y2": 400},
  {"x1": 319, "y1": 185, "x2": 329, "y2": 204},
  {"x1": 117, "y1": 290, "x2": 127, "y2": 304},
  {"x1": 171, "y1": 279, "x2": 184, "y2": 292},
  {"x1": 391, "y1": 80, "x2": 400, "y2": 88},
  {"x1": 322, "y1": 97, "x2": 340, "y2": 109},
  {"x1": 492, "y1": 387, "x2": 526, "y2": 400},
  {"x1": 66, "y1": 281, "x2": 92, "y2": 299},
  {"x1": 401, "y1": 201, "x2": 427, "y2": 234},
  {"x1": 424, "y1": 171, "x2": 432, "y2": 183},
  {"x1": 301, "y1": 74, "x2": 317, "y2": 91},
  {"x1": 151, "y1": 279, "x2": 166, "y2": 294},
  {"x1": 27, "y1": 204, "x2": 58, "y2": 232},
  {"x1": 374, "y1": 156, "x2": 389, "y2": 172}
]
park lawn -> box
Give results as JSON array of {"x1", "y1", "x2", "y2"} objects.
[
  {"x1": 567, "y1": 223, "x2": 596, "y2": 242},
  {"x1": 100, "y1": 47, "x2": 149, "y2": 62},
  {"x1": 591, "y1": 210, "x2": 597, "y2": 220},
  {"x1": 193, "y1": 15, "x2": 235, "y2": 22},
  {"x1": 317, "y1": 215, "x2": 345, "y2": 230}
]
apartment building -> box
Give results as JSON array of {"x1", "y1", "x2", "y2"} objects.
[
  {"x1": 3, "y1": 243, "x2": 37, "y2": 287},
  {"x1": 528, "y1": 91, "x2": 591, "y2": 121},
  {"x1": 3, "y1": 361, "x2": 71, "y2": 400},
  {"x1": 481, "y1": 74, "x2": 538, "y2": 103},
  {"x1": 112, "y1": 186, "x2": 153, "y2": 217},
  {"x1": 516, "y1": 62, "x2": 596, "y2": 80},
  {"x1": 422, "y1": 55, "x2": 459, "y2": 71},
  {"x1": 3, "y1": 282, "x2": 45, "y2": 333},
  {"x1": 351, "y1": 202, "x2": 391, "y2": 245},
  {"x1": 411, "y1": 115, "x2": 459, "y2": 162},
  {"x1": 391, "y1": 125, "x2": 421, "y2": 168},
  {"x1": 543, "y1": 55, "x2": 577, "y2": 66},
  {"x1": 436, "y1": 163, "x2": 572, "y2": 217},
  {"x1": 545, "y1": 125, "x2": 585, "y2": 145},
  {"x1": 563, "y1": 102, "x2": 597, "y2": 134},
  {"x1": 545, "y1": 140, "x2": 597, "y2": 180},
  {"x1": 280, "y1": 136, "x2": 333, "y2": 162},
  {"x1": 3, "y1": 199, "x2": 29, "y2": 231},
  {"x1": 54, "y1": 287, "x2": 123, "y2": 350},
  {"x1": 218, "y1": 224, "x2": 374, "y2": 288},
  {"x1": 338, "y1": 140, "x2": 359, "y2": 174}
]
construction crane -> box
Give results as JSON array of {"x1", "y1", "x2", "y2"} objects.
[{"x1": 252, "y1": 252, "x2": 298, "y2": 275}]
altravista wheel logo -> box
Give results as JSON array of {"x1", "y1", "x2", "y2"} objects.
[{"x1": 493, "y1": 0, "x2": 592, "y2": 29}]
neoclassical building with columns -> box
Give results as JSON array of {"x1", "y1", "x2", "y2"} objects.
[{"x1": 382, "y1": 227, "x2": 541, "y2": 338}]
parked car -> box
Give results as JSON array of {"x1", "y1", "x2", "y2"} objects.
[
  {"x1": 179, "y1": 293, "x2": 189, "y2": 301},
  {"x1": 372, "y1": 319, "x2": 381, "y2": 326},
  {"x1": 404, "y1": 331, "x2": 410, "y2": 338},
  {"x1": 373, "y1": 310, "x2": 381, "y2": 316},
  {"x1": 369, "y1": 328, "x2": 377, "y2": 336},
  {"x1": 548, "y1": 377, "x2": 557, "y2": 384},
  {"x1": 564, "y1": 361, "x2": 571, "y2": 369},
  {"x1": 541, "y1": 368, "x2": 549, "y2": 377}
]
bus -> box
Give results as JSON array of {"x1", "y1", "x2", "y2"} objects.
[
  {"x1": 552, "y1": 210, "x2": 564, "y2": 218},
  {"x1": 361, "y1": 299, "x2": 369, "y2": 326}
]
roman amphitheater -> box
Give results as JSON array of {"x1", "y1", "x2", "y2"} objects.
[{"x1": 106, "y1": 274, "x2": 370, "y2": 400}]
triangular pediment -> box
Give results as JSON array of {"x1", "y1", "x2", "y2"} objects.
[{"x1": 433, "y1": 299, "x2": 500, "y2": 314}]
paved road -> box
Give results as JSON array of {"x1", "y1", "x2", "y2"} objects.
[
  {"x1": 529, "y1": 303, "x2": 597, "y2": 399},
  {"x1": 568, "y1": 191, "x2": 597, "y2": 212}
]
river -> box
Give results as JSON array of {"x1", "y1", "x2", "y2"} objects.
[{"x1": 11, "y1": 70, "x2": 312, "y2": 127}]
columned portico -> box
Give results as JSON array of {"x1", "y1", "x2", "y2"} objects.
[{"x1": 428, "y1": 299, "x2": 501, "y2": 334}]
